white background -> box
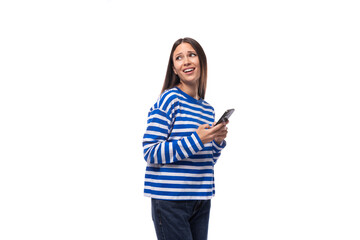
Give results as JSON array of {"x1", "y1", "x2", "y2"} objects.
[{"x1": 1, "y1": 0, "x2": 359, "y2": 239}]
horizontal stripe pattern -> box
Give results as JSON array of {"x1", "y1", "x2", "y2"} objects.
[{"x1": 143, "y1": 87, "x2": 226, "y2": 200}]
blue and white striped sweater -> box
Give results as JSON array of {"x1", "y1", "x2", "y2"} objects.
[{"x1": 143, "y1": 87, "x2": 226, "y2": 200}]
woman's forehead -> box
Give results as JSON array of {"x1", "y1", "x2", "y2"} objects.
[{"x1": 174, "y1": 43, "x2": 196, "y2": 55}]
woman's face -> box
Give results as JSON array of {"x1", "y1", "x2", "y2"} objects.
[{"x1": 172, "y1": 43, "x2": 201, "y2": 85}]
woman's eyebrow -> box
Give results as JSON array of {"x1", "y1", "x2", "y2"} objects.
[
  {"x1": 176, "y1": 51, "x2": 195, "y2": 55},
  {"x1": 174, "y1": 51, "x2": 196, "y2": 57}
]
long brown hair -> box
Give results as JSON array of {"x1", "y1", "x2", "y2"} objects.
[{"x1": 161, "y1": 37, "x2": 208, "y2": 99}]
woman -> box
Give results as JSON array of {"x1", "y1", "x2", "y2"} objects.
[{"x1": 142, "y1": 37, "x2": 229, "y2": 240}]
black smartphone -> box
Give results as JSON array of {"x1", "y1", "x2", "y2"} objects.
[{"x1": 214, "y1": 109, "x2": 235, "y2": 126}]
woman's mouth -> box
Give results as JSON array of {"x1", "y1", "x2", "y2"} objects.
[{"x1": 183, "y1": 68, "x2": 195, "y2": 74}]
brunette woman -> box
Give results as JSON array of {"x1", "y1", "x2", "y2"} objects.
[{"x1": 143, "y1": 37, "x2": 229, "y2": 240}]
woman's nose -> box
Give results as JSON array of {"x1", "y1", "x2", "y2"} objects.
[{"x1": 183, "y1": 56, "x2": 190, "y2": 65}]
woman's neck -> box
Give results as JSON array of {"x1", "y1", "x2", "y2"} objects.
[{"x1": 177, "y1": 82, "x2": 199, "y2": 100}]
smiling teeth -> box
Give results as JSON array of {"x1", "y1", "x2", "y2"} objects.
[{"x1": 184, "y1": 68, "x2": 194, "y2": 73}]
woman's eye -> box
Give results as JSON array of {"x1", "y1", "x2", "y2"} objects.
[
  {"x1": 176, "y1": 56, "x2": 182, "y2": 60},
  {"x1": 189, "y1": 53, "x2": 196, "y2": 57}
]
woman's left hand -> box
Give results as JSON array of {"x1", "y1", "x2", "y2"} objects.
[{"x1": 213, "y1": 120, "x2": 229, "y2": 145}]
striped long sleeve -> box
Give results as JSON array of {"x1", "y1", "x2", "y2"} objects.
[
  {"x1": 142, "y1": 87, "x2": 226, "y2": 200},
  {"x1": 143, "y1": 107, "x2": 204, "y2": 164}
]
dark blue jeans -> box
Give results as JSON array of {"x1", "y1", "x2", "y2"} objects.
[{"x1": 151, "y1": 198, "x2": 211, "y2": 240}]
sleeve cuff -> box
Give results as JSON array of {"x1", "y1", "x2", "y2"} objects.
[
  {"x1": 193, "y1": 131, "x2": 205, "y2": 150},
  {"x1": 213, "y1": 140, "x2": 226, "y2": 152}
]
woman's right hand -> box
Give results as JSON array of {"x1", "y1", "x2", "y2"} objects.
[{"x1": 196, "y1": 122, "x2": 228, "y2": 144}]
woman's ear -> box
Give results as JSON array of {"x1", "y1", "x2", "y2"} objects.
[{"x1": 172, "y1": 67, "x2": 178, "y2": 75}]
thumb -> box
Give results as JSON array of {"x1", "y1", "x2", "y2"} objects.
[{"x1": 199, "y1": 124, "x2": 210, "y2": 130}]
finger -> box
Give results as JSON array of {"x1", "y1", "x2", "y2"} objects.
[
  {"x1": 216, "y1": 132, "x2": 228, "y2": 139},
  {"x1": 210, "y1": 123, "x2": 223, "y2": 132},
  {"x1": 218, "y1": 123, "x2": 227, "y2": 131},
  {"x1": 218, "y1": 130, "x2": 228, "y2": 137},
  {"x1": 214, "y1": 127, "x2": 227, "y2": 136},
  {"x1": 209, "y1": 122, "x2": 217, "y2": 129},
  {"x1": 200, "y1": 124, "x2": 210, "y2": 129},
  {"x1": 219, "y1": 127, "x2": 229, "y2": 135}
]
